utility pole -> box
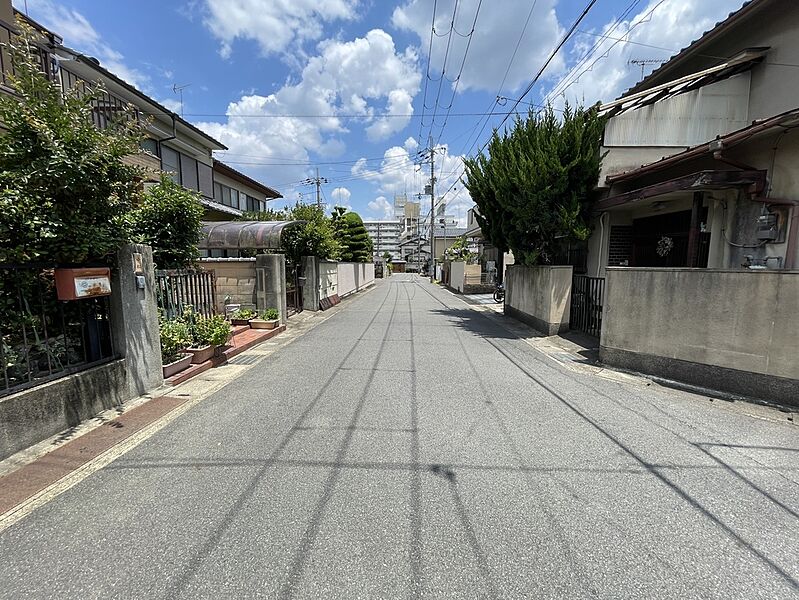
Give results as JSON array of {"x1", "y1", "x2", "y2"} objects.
[
  {"x1": 301, "y1": 169, "x2": 328, "y2": 209},
  {"x1": 428, "y1": 138, "x2": 437, "y2": 283}
]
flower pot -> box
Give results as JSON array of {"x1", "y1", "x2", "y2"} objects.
[
  {"x1": 250, "y1": 318, "x2": 279, "y2": 330},
  {"x1": 162, "y1": 353, "x2": 192, "y2": 378},
  {"x1": 230, "y1": 318, "x2": 252, "y2": 326},
  {"x1": 186, "y1": 344, "x2": 215, "y2": 364}
]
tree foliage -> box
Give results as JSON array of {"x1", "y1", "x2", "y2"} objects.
[
  {"x1": 0, "y1": 19, "x2": 144, "y2": 264},
  {"x1": 463, "y1": 104, "x2": 606, "y2": 266},
  {"x1": 331, "y1": 207, "x2": 373, "y2": 262},
  {"x1": 280, "y1": 203, "x2": 341, "y2": 264},
  {"x1": 130, "y1": 176, "x2": 204, "y2": 269},
  {"x1": 238, "y1": 208, "x2": 287, "y2": 221}
]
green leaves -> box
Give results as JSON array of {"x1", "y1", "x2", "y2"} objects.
[
  {"x1": 0, "y1": 18, "x2": 145, "y2": 265},
  {"x1": 129, "y1": 175, "x2": 204, "y2": 269},
  {"x1": 463, "y1": 103, "x2": 606, "y2": 265},
  {"x1": 280, "y1": 203, "x2": 341, "y2": 264},
  {"x1": 331, "y1": 209, "x2": 372, "y2": 263}
]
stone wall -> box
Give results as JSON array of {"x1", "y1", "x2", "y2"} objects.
[
  {"x1": 504, "y1": 265, "x2": 573, "y2": 335},
  {"x1": 200, "y1": 258, "x2": 257, "y2": 312},
  {"x1": 600, "y1": 267, "x2": 799, "y2": 405}
]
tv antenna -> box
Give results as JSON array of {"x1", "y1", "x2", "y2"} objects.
[
  {"x1": 628, "y1": 59, "x2": 666, "y2": 80},
  {"x1": 172, "y1": 83, "x2": 191, "y2": 117}
]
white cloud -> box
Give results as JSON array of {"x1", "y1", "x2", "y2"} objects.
[
  {"x1": 547, "y1": 0, "x2": 746, "y2": 106},
  {"x1": 331, "y1": 187, "x2": 352, "y2": 208},
  {"x1": 392, "y1": 0, "x2": 564, "y2": 93},
  {"x1": 20, "y1": 0, "x2": 149, "y2": 90},
  {"x1": 367, "y1": 196, "x2": 393, "y2": 219},
  {"x1": 201, "y1": 0, "x2": 360, "y2": 59},
  {"x1": 353, "y1": 144, "x2": 473, "y2": 227},
  {"x1": 197, "y1": 29, "x2": 421, "y2": 191}
]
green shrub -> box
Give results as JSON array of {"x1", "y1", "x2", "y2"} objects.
[
  {"x1": 261, "y1": 307, "x2": 279, "y2": 320},
  {"x1": 193, "y1": 314, "x2": 231, "y2": 347},
  {"x1": 230, "y1": 307, "x2": 256, "y2": 320},
  {"x1": 130, "y1": 175, "x2": 204, "y2": 269},
  {"x1": 159, "y1": 318, "x2": 191, "y2": 364}
]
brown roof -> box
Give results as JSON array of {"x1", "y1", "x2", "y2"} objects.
[{"x1": 213, "y1": 160, "x2": 281, "y2": 199}]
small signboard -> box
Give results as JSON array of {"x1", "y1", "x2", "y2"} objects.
[
  {"x1": 74, "y1": 276, "x2": 112, "y2": 298},
  {"x1": 55, "y1": 267, "x2": 112, "y2": 300}
]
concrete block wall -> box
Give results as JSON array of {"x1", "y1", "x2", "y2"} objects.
[
  {"x1": 600, "y1": 268, "x2": 799, "y2": 405},
  {"x1": 504, "y1": 265, "x2": 573, "y2": 335},
  {"x1": 337, "y1": 262, "x2": 375, "y2": 297},
  {"x1": 201, "y1": 258, "x2": 257, "y2": 312}
]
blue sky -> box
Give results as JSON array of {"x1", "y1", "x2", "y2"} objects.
[{"x1": 16, "y1": 0, "x2": 745, "y2": 223}]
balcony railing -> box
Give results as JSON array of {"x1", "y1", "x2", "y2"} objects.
[{"x1": 0, "y1": 17, "x2": 55, "y2": 90}]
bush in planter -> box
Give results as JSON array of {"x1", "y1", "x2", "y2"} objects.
[
  {"x1": 229, "y1": 307, "x2": 256, "y2": 324},
  {"x1": 262, "y1": 308, "x2": 279, "y2": 321},
  {"x1": 194, "y1": 315, "x2": 232, "y2": 347},
  {"x1": 159, "y1": 318, "x2": 191, "y2": 365}
]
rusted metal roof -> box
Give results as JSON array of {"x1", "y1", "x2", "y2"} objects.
[{"x1": 198, "y1": 221, "x2": 302, "y2": 250}]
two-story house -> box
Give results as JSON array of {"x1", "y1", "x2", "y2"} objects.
[
  {"x1": 587, "y1": 0, "x2": 799, "y2": 276},
  {"x1": 2, "y1": 4, "x2": 281, "y2": 222}
]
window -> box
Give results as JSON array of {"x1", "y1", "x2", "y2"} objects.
[
  {"x1": 198, "y1": 162, "x2": 213, "y2": 198},
  {"x1": 214, "y1": 182, "x2": 222, "y2": 203},
  {"x1": 230, "y1": 189, "x2": 239, "y2": 209},
  {"x1": 161, "y1": 146, "x2": 180, "y2": 183},
  {"x1": 141, "y1": 138, "x2": 159, "y2": 157},
  {"x1": 222, "y1": 186, "x2": 231, "y2": 206},
  {"x1": 181, "y1": 155, "x2": 199, "y2": 191},
  {"x1": 245, "y1": 195, "x2": 261, "y2": 212}
]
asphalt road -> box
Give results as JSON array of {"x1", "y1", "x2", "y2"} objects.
[{"x1": 1, "y1": 274, "x2": 798, "y2": 599}]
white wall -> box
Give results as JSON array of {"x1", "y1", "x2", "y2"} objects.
[
  {"x1": 319, "y1": 261, "x2": 338, "y2": 298},
  {"x1": 449, "y1": 261, "x2": 466, "y2": 293},
  {"x1": 337, "y1": 263, "x2": 376, "y2": 297}
]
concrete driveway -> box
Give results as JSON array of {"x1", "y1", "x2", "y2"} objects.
[{"x1": 0, "y1": 274, "x2": 797, "y2": 599}]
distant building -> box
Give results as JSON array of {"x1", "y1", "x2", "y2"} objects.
[{"x1": 363, "y1": 219, "x2": 402, "y2": 259}]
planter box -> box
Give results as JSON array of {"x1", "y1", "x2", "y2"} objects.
[
  {"x1": 186, "y1": 345, "x2": 215, "y2": 364},
  {"x1": 230, "y1": 318, "x2": 252, "y2": 326},
  {"x1": 250, "y1": 318, "x2": 279, "y2": 330},
  {"x1": 162, "y1": 353, "x2": 192, "y2": 378}
]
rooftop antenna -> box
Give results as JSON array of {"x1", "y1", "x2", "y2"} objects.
[
  {"x1": 628, "y1": 59, "x2": 667, "y2": 81},
  {"x1": 172, "y1": 83, "x2": 191, "y2": 117}
]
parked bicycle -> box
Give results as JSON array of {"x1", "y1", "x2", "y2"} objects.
[{"x1": 493, "y1": 282, "x2": 505, "y2": 304}]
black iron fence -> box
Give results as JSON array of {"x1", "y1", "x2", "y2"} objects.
[
  {"x1": 285, "y1": 263, "x2": 303, "y2": 315},
  {"x1": 155, "y1": 269, "x2": 217, "y2": 319},
  {"x1": 0, "y1": 264, "x2": 115, "y2": 398},
  {"x1": 570, "y1": 275, "x2": 605, "y2": 338}
]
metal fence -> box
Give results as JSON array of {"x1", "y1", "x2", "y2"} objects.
[
  {"x1": 570, "y1": 275, "x2": 605, "y2": 338},
  {"x1": 155, "y1": 270, "x2": 217, "y2": 319},
  {"x1": 0, "y1": 264, "x2": 115, "y2": 398}
]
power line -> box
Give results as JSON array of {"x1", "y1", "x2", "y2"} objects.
[
  {"x1": 418, "y1": 0, "x2": 439, "y2": 144},
  {"x1": 545, "y1": 0, "x2": 645, "y2": 101},
  {"x1": 433, "y1": 0, "x2": 483, "y2": 147},
  {"x1": 546, "y1": 0, "x2": 668, "y2": 103},
  {"x1": 493, "y1": 0, "x2": 600, "y2": 133}
]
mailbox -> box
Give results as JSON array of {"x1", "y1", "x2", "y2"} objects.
[{"x1": 54, "y1": 267, "x2": 112, "y2": 300}]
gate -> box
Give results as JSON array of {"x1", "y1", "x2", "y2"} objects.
[
  {"x1": 285, "y1": 261, "x2": 304, "y2": 315},
  {"x1": 155, "y1": 269, "x2": 217, "y2": 319},
  {"x1": 570, "y1": 275, "x2": 605, "y2": 338}
]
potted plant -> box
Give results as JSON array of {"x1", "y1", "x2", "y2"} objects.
[
  {"x1": 229, "y1": 307, "x2": 256, "y2": 326},
  {"x1": 250, "y1": 307, "x2": 280, "y2": 330},
  {"x1": 160, "y1": 318, "x2": 192, "y2": 377},
  {"x1": 187, "y1": 314, "x2": 232, "y2": 363},
  {"x1": 204, "y1": 315, "x2": 233, "y2": 357}
]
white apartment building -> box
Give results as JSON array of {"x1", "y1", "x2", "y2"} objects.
[{"x1": 363, "y1": 220, "x2": 402, "y2": 259}]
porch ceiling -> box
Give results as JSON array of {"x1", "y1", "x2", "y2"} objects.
[
  {"x1": 595, "y1": 169, "x2": 766, "y2": 212},
  {"x1": 198, "y1": 220, "x2": 302, "y2": 250}
]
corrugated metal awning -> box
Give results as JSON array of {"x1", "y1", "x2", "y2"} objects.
[{"x1": 199, "y1": 221, "x2": 302, "y2": 250}]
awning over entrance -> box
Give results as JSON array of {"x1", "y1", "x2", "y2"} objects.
[
  {"x1": 596, "y1": 170, "x2": 766, "y2": 212},
  {"x1": 198, "y1": 221, "x2": 302, "y2": 250}
]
